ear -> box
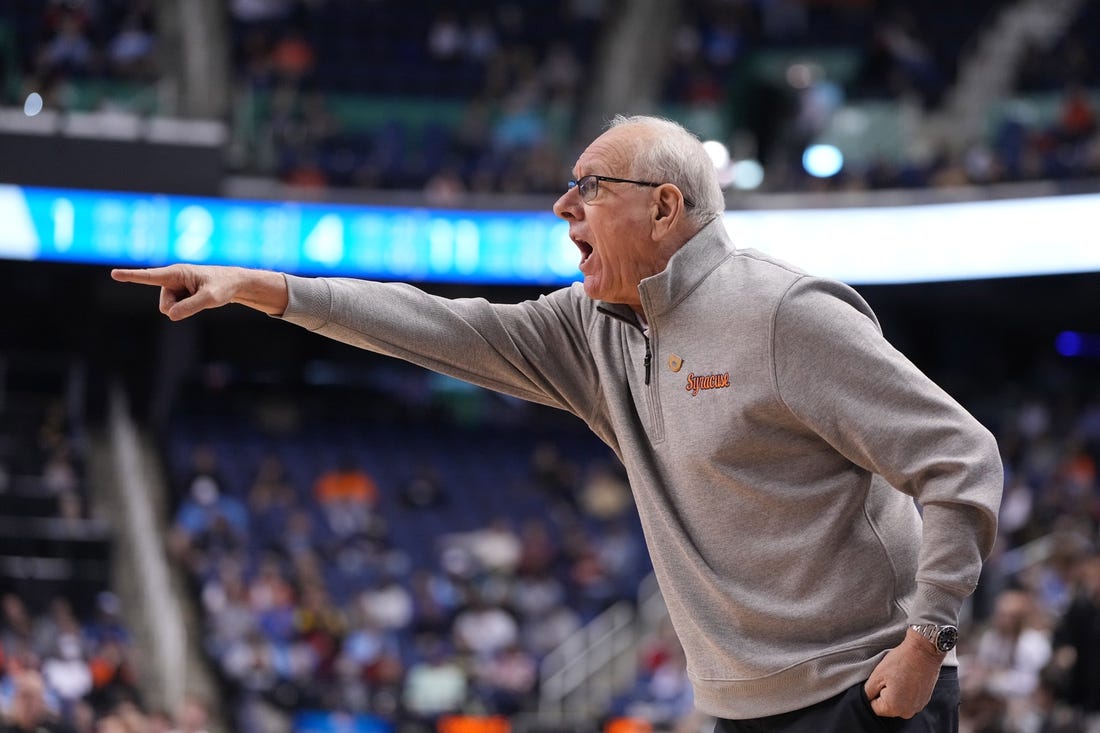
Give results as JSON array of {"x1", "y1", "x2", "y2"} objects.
[{"x1": 651, "y1": 184, "x2": 683, "y2": 237}]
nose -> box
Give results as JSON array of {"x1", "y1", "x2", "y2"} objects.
[{"x1": 553, "y1": 188, "x2": 581, "y2": 220}]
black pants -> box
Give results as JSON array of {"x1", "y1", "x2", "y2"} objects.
[{"x1": 715, "y1": 666, "x2": 959, "y2": 733}]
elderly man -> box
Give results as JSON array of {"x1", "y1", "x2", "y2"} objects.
[{"x1": 114, "y1": 115, "x2": 1002, "y2": 731}]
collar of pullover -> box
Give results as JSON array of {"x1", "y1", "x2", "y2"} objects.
[{"x1": 634, "y1": 215, "x2": 734, "y2": 319}]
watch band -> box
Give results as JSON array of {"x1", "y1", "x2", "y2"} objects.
[{"x1": 909, "y1": 623, "x2": 959, "y2": 653}]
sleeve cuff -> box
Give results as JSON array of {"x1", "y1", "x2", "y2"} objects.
[
  {"x1": 275, "y1": 274, "x2": 331, "y2": 331},
  {"x1": 909, "y1": 581, "x2": 967, "y2": 627}
]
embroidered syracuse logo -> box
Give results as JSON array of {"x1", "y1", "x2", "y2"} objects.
[{"x1": 685, "y1": 371, "x2": 730, "y2": 397}]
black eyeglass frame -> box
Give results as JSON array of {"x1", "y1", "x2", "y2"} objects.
[{"x1": 567, "y1": 174, "x2": 696, "y2": 208}]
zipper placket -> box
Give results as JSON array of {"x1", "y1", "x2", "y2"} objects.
[{"x1": 598, "y1": 306, "x2": 665, "y2": 441}]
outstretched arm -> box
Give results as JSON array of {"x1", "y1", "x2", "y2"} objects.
[{"x1": 111, "y1": 265, "x2": 289, "y2": 320}]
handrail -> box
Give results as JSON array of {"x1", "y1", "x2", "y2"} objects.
[
  {"x1": 108, "y1": 385, "x2": 188, "y2": 713},
  {"x1": 539, "y1": 600, "x2": 637, "y2": 719}
]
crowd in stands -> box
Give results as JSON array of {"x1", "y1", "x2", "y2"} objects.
[
  {"x1": 162, "y1": 386, "x2": 646, "y2": 732},
  {"x1": 224, "y1": 0, "x2": 597, "y2": 196},
  {"x1": 1, "y1": 1, "x2": 1098, "y2": 196},
  {"x1": 950, "y1": 368, "x2": 1100, "y2": 733},
  {"x1": 223, "y1": 0, "x2": 1100, "y2": 195},
  {"x1": 0, "y1": 357, "x2": 212, "y2": 733},
  {"x1": 0, "y1": 0, "x2": 158, "y2": 108}
]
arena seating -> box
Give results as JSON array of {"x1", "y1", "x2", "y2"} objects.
[
  {"x1": 0, "y1": 353, "x2": 148, "y2": 728},
  {"x1": 160, "y1": 379, "x2": 647, "y2": 731}
]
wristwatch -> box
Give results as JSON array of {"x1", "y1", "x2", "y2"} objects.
[{"x1": 909, "y1": 623, "x2": 959, "y2": 653}]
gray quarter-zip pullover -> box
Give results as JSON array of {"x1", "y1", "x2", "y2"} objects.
[{"x1": 278, "y1": 216, "x2": 1002, "y2": 718}]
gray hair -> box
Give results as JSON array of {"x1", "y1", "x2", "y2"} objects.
[{"x1": 607, "y1": 114, "x2": 725, "y2": 224}]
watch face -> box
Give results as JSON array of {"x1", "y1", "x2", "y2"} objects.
[{"x1": 936, "y1": 625, "x2": 959, "y2": 653}]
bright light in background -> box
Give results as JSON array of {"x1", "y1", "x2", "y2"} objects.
[
  {"x1": 702, "y1": 140, "x2": 730, "y2": 170},
  {"x1": 729, "y1": 160, "x2": 765, "y2": 190},
  {"x1": 803, "y1": 144, "x2": 843, "y2": 178},
  {"x1": 786, "y1": 63, "x2": 818, "y2": 90},
  {"x1": 1056, "y1": 331, "x2": 1083, "y2": 356},
  {"x1": 1055, "y1": 331, "x2": 1100, "y2": 358},
  {"x1": 23, "y1": 92, "x2": 43, "y2": 117}
]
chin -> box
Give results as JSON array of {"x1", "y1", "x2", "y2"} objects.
[{"x1": 581, "y1": 277, "x2": 602, "y2": 300}]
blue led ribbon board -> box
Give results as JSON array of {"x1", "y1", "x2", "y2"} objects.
[
  {"x1": 0, "y1": 184, "x2": 581, "y2": 285},
  {"x1": 2, "y1": 184, "x2": 1098, "y2": 285}
]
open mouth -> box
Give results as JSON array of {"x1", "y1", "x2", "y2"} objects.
[{"x1": 572, "y1": 235, "x2": 593, "y2": 268}]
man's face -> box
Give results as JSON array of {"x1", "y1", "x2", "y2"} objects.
[{"x1": 553, "y1": 125, "x2": 663, "y2": 308}]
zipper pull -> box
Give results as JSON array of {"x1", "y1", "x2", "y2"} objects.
[{"x1": 644, "y1": 337, "x2": 652, "y2": 385}]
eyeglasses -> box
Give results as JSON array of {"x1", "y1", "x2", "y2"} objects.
[{"x1": 567, "y1": 174, "x2": 696, "y2": 208}]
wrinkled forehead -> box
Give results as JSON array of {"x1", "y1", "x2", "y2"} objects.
[{"x1": 575, "y1": 125, "x2": 646, "y2": 176}]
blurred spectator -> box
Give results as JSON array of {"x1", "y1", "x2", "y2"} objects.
[
  {"x1": 594, "y1": 519, "x2": 644, "y2": 597},
  {"x1": 422, "y1": 168, "x2": 468, "y2": 207},
  {"x1": 106, "y1": 10, "x2": 157, "y2": 80},
  {"x1": 280, "y1": 508, "x2": 318, "y2": 561},
  {"x1": 68, "y1": 700, "x2": 95, "y2": 733},
  {"x1": 515, "y1": 519, "x2": 558, "y2": 577},
  {"x1": 401, "y1": 641, "x2": 468, "y2": 721},
  {"x1": 460, "y1": 518, "x2": 522, "y2": 575},
  {"x1": 85, "y1": 638, "x2": 141, "y2": 715},
  {"x1": 168, "y1": 469, "x2": 249, "y2": 574},
  {"x1": 579, "y1": 463, "x2": 632, "y2": 521},
  {"x1": 472, "y1": 642, "x2": 537, "y2": 715},
  {"x1": 357, "y1": 574, "x2": 413, "y2": 633},
  {"x1": 202, "y1": 557, "x2": 256, "y2": 662},
  {"x1": 85, "y1": 592, "x2": 128, "y2": 649},
  {"x1": 269, "y1": 31, "x2": 315, "y2": 84},
  {"x1": 622, "y1": 643, "x2": 694, "y2": 728},
  {"x1": 43, "y1": 443, "x2": 80, "y2": 495},
  {"x1": 427, "y1": 12, "x2": 463, "y2": 63},
  {"x1": 38, "y1": 12, "x2": 94, "y2": 78},
  {"x1": 1059, "y1": 83, "x2": 1098, "y2": 149},
  {"x1": 312, "y1": 455, "x2": 379, "y2": 538},
  {"x1": 146, "y1": 708, "x2": 174, "y2": 733},
  {"x1": 246, "y1": 454, "x2": 298, "y2": 551},
  {"x1": 170, "y1": 446, "x2": 248, "y2": 572},
  {"x1": 248, "y1": 555, "x2": 297, "y2": 643},
  {"x1": 293, "y1": 583, "x2": 345, "y2": 681},
  {"x1": 168, "y1": 693, "x2": 211, "y2": 733},
  {"x1": 179, "y1": 444, "x2": 228, "y2": 499},
  {"x1": 93, "y1": 714, "x2": 126, "y2": 733},
  {"x1": 337, "y1": 606, "x2": 404, "y2": 696},
  {"x1": 41, "y1": 634, "x2": 91, "y2": 715},
  {"x1": 408, "y1": 569, "x2": 462, "y2": 639},
  {"x1": 564, "y1": 526, "x2": 616, "y2": 616},
  {"x1": 0, "y1": 668, "x2": 75, "y2": 733},
  {"x1": 220, "y1": 630, "x2": 280, "y2": 702},
  {"x1": 520, "y1": 602, "x2": 581, "y2": 659},
  {"x1": 107, "y1": 700, "x2": 150, "y2": 733},
  {"x1": 969, "y1": 589, "x2": 1053, "y2": 707},
  {"x1": 1051, "y1": 553, "x2": 1100, "y2": 722},
  {"x1": 511, "y1": 569, "x2": 565, "y2": 621},
  {"x1": 615, "y1": 618, "x2": 694, "y2": 727},
  {"x1": 0, "y1": 595, "x2": 41, "y2": 662},
  {"x1": 452, "y1": 594, "x2": 518, "y2": 659}
]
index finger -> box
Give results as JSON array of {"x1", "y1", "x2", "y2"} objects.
[{"x1": 111, "y1": 267, "x2": 176, "y2": 284}]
